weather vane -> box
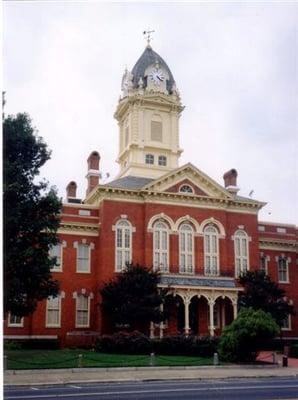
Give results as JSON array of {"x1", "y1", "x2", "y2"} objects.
[{"x1": 143, "y1": 29, "x2": 155, "y2": 46}]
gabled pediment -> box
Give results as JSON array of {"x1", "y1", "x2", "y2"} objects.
[{"x1": 142, "y1": 163, "x2": 234, "y2": 199}]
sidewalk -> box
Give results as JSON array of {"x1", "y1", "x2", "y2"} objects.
[{"x1": 4, "y1": 363, "x2": 298, "y2": 387}]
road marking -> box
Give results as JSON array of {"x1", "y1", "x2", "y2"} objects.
[
  {"x1": 69, "y1": 385, "x2": 81, "y2": 389},
  {"x1": 30, "y1": 388, "x2": 39, "y2": 391},
  {"x1": 5, "y1": 384, "x2": 298, "y2": 399}
]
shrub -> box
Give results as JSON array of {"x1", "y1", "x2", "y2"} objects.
[
  {"x1": 289, "y1": 344, "x2": 298, "y2": 358},
  {"x1": 95, "y1": 331, "x2": 152, "y2": 354},
  {"x1": 218, "y1": 308, "x2": 280, "y2": 363},
  {"x1": 153, "y1": 335, "x2": 218, "y2": 357}
]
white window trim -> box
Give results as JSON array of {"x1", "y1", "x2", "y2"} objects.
[
  {"x1": 50, "y1": 241, "x2": 66, "y2": 272},
  {"x1": 276, "y1": 256, "x2": 290, "y2": 284},
  {"x1": 7, "y1": 313, "x2": 24, "y2": 328},
  {"x1": 204, "y1": 225, "x2": 220, "y2": 276},
  {"x1": 233, "y1": 230, "x2": 250, "y2": 277},
  {"x1": 281, "y1": 315, "x2": 292, "y2": 331},
  {"x1": 179, "y1": 223, "x2": 194, "y2": 274},
  {"x1": 153, "y1": 221, "x2": 169, "y2": 273},
  {"x1": 46, "y1": 295, "x2": 62, "y2": 328},
  {"x1": 75, "y1": 295, "x2": 91, "y2": 328},
  {"x1": 260, "y1": 253, "x2": 270, "y2": 274},
  {"x1": 113, "y1": 219, "x2": 134, "y2": 272},
  {"x1": 74, "y1": 241, "x2": 94, "y2": 273}
]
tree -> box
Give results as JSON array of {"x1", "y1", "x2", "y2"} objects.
[
  {"x1": 3, "y1": 112, "x2": 61, "y2": 316},
  {"x1": 100, "y1": 263, "x2": 170, "y2": 331},
  {"x1": 238, "y1": 270, "x2": 295, "y2": 327},
  {"x1": 218, "y1": 308, "x2": 280, "y2": 362}
]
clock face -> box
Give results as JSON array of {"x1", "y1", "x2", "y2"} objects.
[{"x1": 149, "y1": 68, "x2": 165, "y2": 86}]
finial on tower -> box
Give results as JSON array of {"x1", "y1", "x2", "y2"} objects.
[{"x1": 143, "y1": 29, "x2": 155, "y2": 47}]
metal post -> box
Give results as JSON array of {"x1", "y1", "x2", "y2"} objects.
[
  {"x1": 213, "y1": 352, "x2": 219, "y2": 366},
  {"x1": 149, "y1": 352, "x2": 155, "y2": 367},
  {"x1": 282, "y1": 356, "x2": 288, "y2": 368},
  {"x1": 272, "y1": 352, "x2": 277, "y2": 364},
  {"x1": 78, "y1": 354, "x2": 83, "y2": 368}
]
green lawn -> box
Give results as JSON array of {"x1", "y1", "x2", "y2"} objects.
[{"x1": 5, "y1": 349, "x2": 214, "y2": 370}]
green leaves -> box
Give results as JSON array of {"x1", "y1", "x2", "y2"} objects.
[{"x1": 3, "y1": 112, "x2": 61, "y2": 316}]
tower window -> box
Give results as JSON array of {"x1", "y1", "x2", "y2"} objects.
[
  {"x1": 158, "y1": 155, "x2": 167, "y2": 166},
  {"x1": 151, "y1": 120, "x2": 162, "y2": 142},
  {"x1": 145, "y1": 154, "x2": 154, "y2": 165}
]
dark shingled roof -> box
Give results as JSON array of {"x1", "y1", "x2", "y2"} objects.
[
  {"x1": 131, "y1": 46, "x2": 175, "y2": 93},
  {"x1": 104, "y1": 176, "x2": 155, "y2": 190}
]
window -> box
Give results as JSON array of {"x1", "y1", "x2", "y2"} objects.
[
  {"x1": 234, "y1": 230, "x2": 249, "y2": 277},
  {"x1": 46, "y1": 296, "x2": 61, "y2": 327},
  {"x1": 277, "y1": 227, "x2": 286, "y2": 234},
  {"x1": 204, "y1": 225, "x2": 219, "y2": 276},
  {"x1": 151, "y1": 119, "x2": 162, "y2": 142},
  {"x1": 49, "y1": 244, "x2": 62, "y2": 271},
  {"x1": 179, "y1": 184, "x2": 194, "y2": 193},
  {"x1": 278, "y1": 257, "x2": 289, "y2": 283},
  {"x1": 153, "y1": 221, "x2": 169, "y2": 272},
  {"x1": 77, "y1": 244, "x2": 90, "y2": 273},
  {"x1": 145, "y1": 154, "x2": 154, "y2": 165},
  {"x1": 258, "y1": 226, "x2": 265, "y2": 232},
  {"x1": 115, "y1": 220, "x2": 132, "y2": 272},
  {"x1": 281, "y1": 315, "x2": 291, "y2": 330},
  {"x1": 260, "y1": 255, "x2": 268, "y2": 274},
  {"x1": 8, "y1": 314, "x2": 23, "y2": 327},
  {"x1": 179, "y1": 223, "x2": 194, "y2": 274},
  {"x1": 76, "y1": 294, "x2": 90, "y2": 328},
  {"x1": 158, "y1": 155, "x2": 167, "y2": 166}
]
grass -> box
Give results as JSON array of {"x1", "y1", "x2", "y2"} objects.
[{"x1": 5, "y1": 349, "x2": 214, "y2": 370}]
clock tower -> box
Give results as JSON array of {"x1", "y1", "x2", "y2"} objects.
[{"x1": 114, "y1": 44, "x2": 184, "y2": 179}]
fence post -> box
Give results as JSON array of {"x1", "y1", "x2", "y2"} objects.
[
  {"x1": 213, "y1": 352, "x2": 219, "y2": 366},
  {"x1": 4, "y1": 355, "x2": 7, "y2": 371},
  {"x1": 149, "y1": 352, "x2": 155, "y2": 367},
  {"x1": 78, "y1": 354, "x2": 83, "y2": 368},
  {"x1": 282, "y1": 355, "x2": 288, "y2": 368},
  {"x1": 272, "y1": 352, "x2": 277, "y2": 364}
]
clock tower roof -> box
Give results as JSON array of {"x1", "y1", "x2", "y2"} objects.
[{"x1": 131, "y1": 45, "x2": 176, "y2": 93}]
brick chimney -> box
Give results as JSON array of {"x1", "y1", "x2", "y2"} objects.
[
  {"x1": 223, "y1": 169, "x2": 239, "y2": 195},
  {"x1": 86, "y1": 151, "x2": 100, "y2": 195},
  {"x1": 66, "y1": 181, "x2": 77, "y2": 201}
]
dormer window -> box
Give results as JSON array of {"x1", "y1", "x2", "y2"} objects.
[
  {"x1": 145, "y1": 154, "x2": 154, "y2": 165},
  {"x1": 158, "y1": 155, "x2": 167, "y2": 166},
  {"x1": 179, "y1": 184, "x2": 194, "y2": 194}
]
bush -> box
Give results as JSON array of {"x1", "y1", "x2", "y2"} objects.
[
  {"x1": 4, "y1": 338, "x2": 60, "y2": 350},
  {"x1": 153, "y1": 335, "x2": 218, "y2": 357},
  {"x1": 95, "y1": 331, "x2": 152, "y2": 354},
  {"x1": 218, "y1": 308, "x2": 280, "y2": 363},
  {"x1": 289, "y1": 344, "x2": 298, "y2": 358}
]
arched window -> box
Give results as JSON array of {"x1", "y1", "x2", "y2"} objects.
[
  {"x1": 234, "y1": 230, "x2": 249, "y2": 277},
  {"x1": 179, "y1": 184, "x2": 194, "y2": 193},
  {"x1": 204, "y1": 225, "x2": 219, "y2": 276},
  {"x1": 115, "y1": 220, "x2": 132, "y2": 272},
  {"x1": 153, "y1": 221, "x2": 169, "y2": 272},
  {"x1": 179, "y1": 223, "x2": 194, "y2": 274}
]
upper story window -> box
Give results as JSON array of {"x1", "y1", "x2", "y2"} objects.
[
  {"x1": 277, "y1": 227, "x2": 287, "y2": 234},
  {"x1": 8, "y1": 314, "x2": 24, "y2": 327},
  {"x1": 153, "y1": 221, "x2": 169, "y2": 273},
  {"x1": 179, "y1": 223, "x2": 194, "y2": 274},
  {"x1": 179, "y1": 184, "x2": 194, "y2": 194},
  {"x1": 204, "y1": 225, "x2": 219, "y2": 276},
  {"x1": 115, "y1": 220, "x2": 132, "y2": 272},
  {"x1": 49, "y1": 244, "x2": 62, "y2": 272},
  {"x1": 234, "y1": 230, "x2": 249, "y2": 277},
  {"x1": 75, "y1": 294, "x2": 90, "y2": 328},
  {"x1": 158, "y1": 155, "x2": 167, "y2": 166},
  {"x1": 281, "y1": 315, "x2": 291, "y2": 331},
  {"x1": 260, "y1": 255, "x2": 268, "y2": 274},
  {"x1": 46, "y1": 295, "x2": 61, "y2": 327},
  {"x1": 145, "y1": 154, "x2": 154, "y2": 165},
  {"x1": 151, "y1": 115, "x2": 162, "y2": 142},
  {"x1": 277, "y1": 257, "x2": 289, "y2": 283},
  {"x1": 77, "y1": 244, "x2": 90, "y2": 273}
]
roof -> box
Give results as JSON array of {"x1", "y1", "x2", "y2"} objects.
[
  {"x1": 104, "y1": 176, "x2": 154, "y2": 190},
  {"x1": 131, "y1": 46, "x2": 175, "y2": 93}
]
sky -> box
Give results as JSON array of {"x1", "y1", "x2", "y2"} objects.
[{"x1": 3, "y1": 1, "x2": 298, "y2": 224}]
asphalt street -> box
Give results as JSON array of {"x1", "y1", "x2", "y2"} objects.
[{"x1": 4, "y1": 377, "x2": 298, "y2": 400}]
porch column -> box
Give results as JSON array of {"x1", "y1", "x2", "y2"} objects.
[
  {"x1": 183, "y1": 297, "x2": 191, "y2": 336},
  {"x1": 150, "y1": 322, "x2": 155, "y2": 339},
  {"x1": 221, "y1": 302, "x2": 226, "y2": 329},
  {"x1": 232, "y1": 299, "x2": 238, "y2": 320},
  {"x1": 159, "y1": 303, "x2": 164, "y2": 339},
  {"x1": 208, "y1": 299, "x2": 215, "y2": 337}
]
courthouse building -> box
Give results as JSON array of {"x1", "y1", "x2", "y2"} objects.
[{"x1": 4, "y1": 43, "x2": 298, "y2": 346}]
